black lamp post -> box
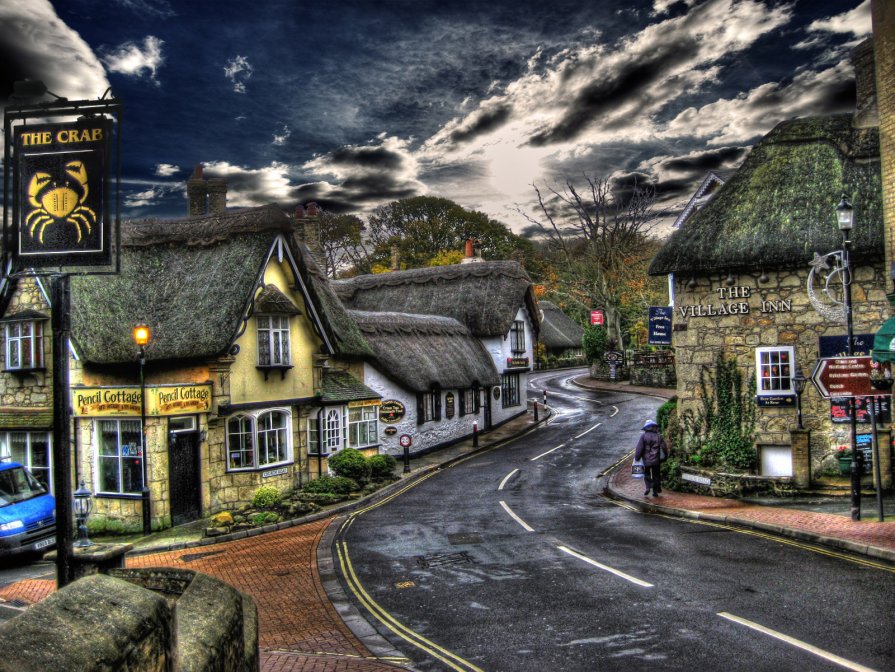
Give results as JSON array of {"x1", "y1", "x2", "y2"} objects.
[
  {"x1": 72, "y1": 481, "x2": 93, "y2": 548},
  {"x1": 792, "y1": 368, "x2": 806, "y2": 430},
  {"x1": 134, "y1": 324, "x2": 152, "y2": 534},
  {"x1": 836, "y1": 195, "x2": 862, "y2": 522}
]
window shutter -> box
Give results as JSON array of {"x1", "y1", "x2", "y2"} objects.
[
  {"x1": 459, "y1": 389, "x2": 466, "y2": 416},
  {"x1": 434, "y1": 387, "x2": 442, "y2": 421},
  {"x1": 417, "y1": 394, "x2": 425, "y2": 425}
]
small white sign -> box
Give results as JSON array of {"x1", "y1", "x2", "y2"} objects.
[
  {"x1": 682, "y1": 472, "x2": 712, "y2": 486},
  {"x1": 262, "y1": 467, "x2": 288, "y2": 479}
]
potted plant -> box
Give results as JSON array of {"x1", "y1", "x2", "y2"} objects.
[
  {"x1": 869, "y1": 363, "x2": 893, "y2": 391},
  {"x1": 836, "y1": 445, "x2": 852, "y2": 475}
]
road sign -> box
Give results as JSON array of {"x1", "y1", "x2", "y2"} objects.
[
  {"x1": 399, "y1": 434, "x2": 412, "y2": 448},
  {"x1": 810, "y1": 356, "x2": 875, "y2": 398},
  {"x1": 590, "y1": 310, "x2": 604, "y2": 326}
]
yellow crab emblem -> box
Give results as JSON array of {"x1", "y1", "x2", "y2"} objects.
[{"x1": 25, "y1": 160, "x2": 97, "y2": 244}]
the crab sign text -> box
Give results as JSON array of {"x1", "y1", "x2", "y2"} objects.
[{"x1": 19, "y1": 127, "x2": 104, "y2": 146}]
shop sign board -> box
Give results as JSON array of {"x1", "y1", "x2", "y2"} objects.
[
  {"x1": 71, "y1": 384, "x2": 212, "y2": 417},
  {"x1": 810, "y1": 356, "x2": 874, "y2": 399},
  {"x1": 379, "y1": 400, "x2": 406, "y2": 424},
  {"x1": 818, "y1": 334, "x2": 875, "y2": 358},
  {"x1": 831, "y1": 396, "x2": 891, "y2": 424},
  {"x1": 648, "y1": 306, "x2": 672, "y2": 345},
  {"x1": 590, "y1": 310, "x2": 604, "y2": 326},
  {"x1": 602, "y1": 350, "x2": 624, "y2": 364}
]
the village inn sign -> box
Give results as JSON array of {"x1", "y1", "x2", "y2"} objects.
[{"x1": 676, "y1": 284, "x2": 793, "y2": 320}]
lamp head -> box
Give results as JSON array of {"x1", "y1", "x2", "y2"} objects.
[
  {"x1": 836, "y1": 194, "x2": 854, "y2": 233},
  {"x1": 133, "y1": 323, "x2": 151, "y2": 347},
  {"x1": 73, "y1": 481, "x2": 93, "y2": 517}
]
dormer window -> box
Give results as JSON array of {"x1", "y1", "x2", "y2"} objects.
[
  {"x1": 253, "y1": 284, "x2": 301, "y2": 378},
  {"x1": 257, "y1": 315, "x2": 291, "y2": 366},
  {"x1": 2, "y1": 311, "x2": 48, "y2": 372},
  {"x1": 510, "y1": 320, "x2": 526, "y2": 354}
]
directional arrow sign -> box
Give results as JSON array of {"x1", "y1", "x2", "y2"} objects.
[{"x1": 810, "y1": 356, "x2": 875, "y2": 398}]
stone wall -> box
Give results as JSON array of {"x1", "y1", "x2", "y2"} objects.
[
  {"x1": 672, "y1": 265, "x2": 889, "y2": 479},
  {"x1": 873, "y1": 2, "x2": 895, "y2": 287},
  {"x1": 0, "y1": 278, "x2": 52, "y2": 412}
]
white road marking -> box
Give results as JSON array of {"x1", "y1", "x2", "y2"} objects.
[
  {"x1": 609, "y1": 406, "x2": 619, "y2": 417},
  {"x1": 539, "y1": 390, "x2": 604, "y2": 405},
  {"x1": 717, "y1": 613, "x2": 880, "y2": 672},
  {"x1": 498, "y1": 469, "x2": 519, "y2": 491},
  {"x1": 531, "y1": 443, "x2": 565, "y2": 461},
  {"x1": 499, "y1": 501, "x2": 535, "y2": 532},
  {"x1": 574, "y1": 423, "x2": 601, "y2": 439},
  {"x1": 557, "y1": 545, "x2": 654, "y2": 587}
]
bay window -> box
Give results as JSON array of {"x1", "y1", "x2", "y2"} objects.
[
  {"x1": 227, "y1": 409, "x2": 292, "y2": 471},
  {"x1": 257, "y1": 315, "x2": 291, "y2": 367}
]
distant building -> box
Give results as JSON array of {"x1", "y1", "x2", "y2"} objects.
[{"x1": 537, "y1": 301, "x2": 584, "y2": 365}]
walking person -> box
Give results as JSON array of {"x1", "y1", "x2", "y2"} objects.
[{"x1": 635, "y1": 420, "x2": 667, "y2": 497}]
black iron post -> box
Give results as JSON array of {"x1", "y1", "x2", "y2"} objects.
[
  {"x1": 51, "y1": 275, "x2": 73, "y2": 587},
  {"x1": 842, "y1": 227, "x2": 862, "y2": 521},
  {"x1": 533, "y1": 399, "x2": 539, "y2": 423},
  {"x1": 869, "y1": 396, "x2": 885, "y2": 522},
  {"x1": 472, "y1": 420, "x2": 479, "y2": 448},
  {"x1": 138, "y1": 343, "x2": 151, "y2": 534}
]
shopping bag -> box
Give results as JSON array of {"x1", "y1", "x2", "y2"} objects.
[
  {"x1": 660, "y1": 447, "x2": 668, "y2": 462},
  {"x1": 631, "y1": 458, "x2": 645, "y2": 478}
]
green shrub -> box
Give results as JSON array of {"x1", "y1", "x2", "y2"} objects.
[
  {"x1": 250, "y1": 511, "x2": 281, "y2": 526},
  {"x1": 582, "y1": 325, "x2": 608, "y2": 364},
  {"x1": 656, "y1": 396, "x2": 677, "y2": 435},
  {"x1": 303, "y1": 475, "x2": 358, "y2": 495},
  {"x1": 328, "y1": 448, "x2": 371, "y2": 484},
  {"x1": 368, "y1": 454, "x2": 397, "y2": 480},
  {"x1": 294, "y1": 491, "x2": 347, "y2": 505},
  {"x1": 252, "y1": 485, "x2": 282, "y2": 509}
]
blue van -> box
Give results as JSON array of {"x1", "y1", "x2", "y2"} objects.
[{"x1": 0, "y1": 459, "x2": 56, "y2": 557}]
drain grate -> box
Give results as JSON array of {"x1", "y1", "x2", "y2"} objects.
[
  {"x1": 448, "y1": 533, "x2": 483, "y2": 546},
  {"x1": 179, "y1": 549, "x2": 226, "y2": 563},
  {"x1": 416, "y1": 551, "x2": 475, "y2": 569}
]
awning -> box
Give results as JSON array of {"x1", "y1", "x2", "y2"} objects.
[{"x1": 872, "y1": 316, "x2": 895, "y2": 363}]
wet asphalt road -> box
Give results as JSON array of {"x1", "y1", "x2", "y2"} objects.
[{"x1": 332, "y1": 369, "x2": 895, "y2": 671}]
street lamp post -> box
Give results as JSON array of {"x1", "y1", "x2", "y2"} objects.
[
  {"x1": 72, "y1": 481, "x2": 94, "y2": 548},
  {"x1": 133, "y1": 324, "x2": 152, "y2": 534},
  {"x1": 836, "y1": 195, "x2": 862, "y2": 522}
]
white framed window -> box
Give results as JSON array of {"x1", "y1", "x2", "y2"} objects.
[
  {"x1": 348, "y1": 406, "x2": 378, "y2": 449},
  {"x1": 4, "y1": 320, "x2": 44, "y2": 370},
  {"x1": 417, "y1": 386, "x2": 441, "y2": 424},
  {"x1": 501, "y1": 373, "x2": 521, "y2": 408},
  {"x1": 510, "y1": 320, "x2": 526, "y2": 354},
  {"x1": 226, "y1": 409, "x2": 292, "y2": 471},
  {"x1": 97, "y1": 419, "x2": 144, "y2": 495},
  {"x1": 257, "y1": 315, "x2": 291, "y2": 366},
  {"x1": 755, "y1": 346, "x2": 795, "y2": 396},
  {"x1": 324, "y1": 408, "x2": 343, "y2": 453},
  {"x1": 0, "y1": 431, "x2": 52, "y2": 493}
]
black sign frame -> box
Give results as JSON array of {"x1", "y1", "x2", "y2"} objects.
[{"x1": 4, "y1": 97, "x2": 122, "y2": 274}]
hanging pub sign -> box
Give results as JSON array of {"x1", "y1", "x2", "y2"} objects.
[
  {"x1": 379, "y1": 400, "x2": 406, "y2": 424},
  {"x1": 648, "y1": 307, "x2": 672, "y2": 346},
  {"x1": 12, "y1": 118, "x2": 113, "y2": 268},
  {"x1": 818, "y1": 334, "x2": 875, "y2": 358}
]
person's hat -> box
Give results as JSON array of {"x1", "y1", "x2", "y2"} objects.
[{"x1": 642, "y1": 420, "x2": 658, "y2": 430}]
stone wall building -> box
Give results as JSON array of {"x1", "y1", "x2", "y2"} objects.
[{"x1": 649, "y1": 112, "x2": 890, "y2": 485}]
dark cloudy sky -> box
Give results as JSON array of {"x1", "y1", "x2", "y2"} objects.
[{"x1": 0, "y1": 0, "x2": 870, "y2": 233}]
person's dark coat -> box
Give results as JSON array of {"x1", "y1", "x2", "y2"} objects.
[{"x1": 634, "y1": 422, "x2": 667, "y2": 467}]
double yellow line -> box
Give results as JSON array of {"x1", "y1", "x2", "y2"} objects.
[{"x1": 335, "y1": 471, "x2": 485, "y2": 672}]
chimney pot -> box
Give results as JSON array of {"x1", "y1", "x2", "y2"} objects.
[
  {"x1": 295, "y1": 205, "x2": 305, "y2": 220},
  {"x1": 306, "y1": 202, "x2": 319, "y2": 217}
]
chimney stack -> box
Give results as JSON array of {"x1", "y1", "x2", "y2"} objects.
[
  {"x1": 461, "y1": 237, "x2": 484, "y2": 264},
  {"x1": 299, "y1": 202, "x2": 324, "y2": 270},
  {"x1": 187, "y1": 164, "x2": 207, "y2": 217},
  {"x1": 207, "y1": 178, "x2": 228, "y2": 215}
]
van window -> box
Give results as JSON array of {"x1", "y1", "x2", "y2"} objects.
[{"x1": 0, "y1": 466, "x2": 47, "y2": 507}]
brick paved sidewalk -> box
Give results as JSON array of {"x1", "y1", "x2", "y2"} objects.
[
  {"x1": 0, "y1": 518, "x2": 408, "y2": 672},
  {"x1": 609, "y1": 457, "x2": 895, "y2": 562}
]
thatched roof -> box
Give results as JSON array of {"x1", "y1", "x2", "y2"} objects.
[
  {"x1": 333, "y1": 261, "x2": 539, "y2": 338},
  {"x1": 538, "y1": 301, "x2": 584, "y2": 349},
  {"x1": 319, "y1": 369, "x2": 380, "y2": 404},
  {"x1": 350, "y1": 310, "x2": 499, "y2": 392},
  {"x1": 70, "y1": 206, "x2": 372, "y2": 365},
  {"x1": 649, "y1": 114, "x2": 882, "y2": 276}
]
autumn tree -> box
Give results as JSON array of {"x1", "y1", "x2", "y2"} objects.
[
  {"x1": 316, "y1": 211, "x2": 369, "y2": 278},
  {"x1": 522, "y1": 175, "x2": 666, "y2": 349}
]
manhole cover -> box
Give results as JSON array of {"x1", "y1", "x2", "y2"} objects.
[
  {"x1": 416, "y1": 551, "x2": 475, "y2": 569},
  {"x1": 179, "y1": 549, "x2": 226, "y2": 563},
  {"x1": 448, "y1": 533, "x2": 483, "y2": 545}
]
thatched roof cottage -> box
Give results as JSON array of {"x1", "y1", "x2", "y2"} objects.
[
  {"x1": 537, "y1": 300, "x2": 585, "y2": 363},
  {"x1": 649, "y1": 112, "x2": 890, "y2": 488}
]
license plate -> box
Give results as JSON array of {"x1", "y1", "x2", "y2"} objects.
[{"x1": 34, "y1": 537, "x2": 55, "y2": 550}]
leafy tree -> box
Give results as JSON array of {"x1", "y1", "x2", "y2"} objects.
[
  {"x1": 316, "y1": 211, "x2": 369, "y2": 278},
  {"x1": 582, "y1": 324, "x2": 608, "y2": 363},
  {"x1": 367, "y1": 196, "x2": 535, "y2": 270},
  {"x1": 522, "y1": 175, "x2": 666, "y2": 348}
]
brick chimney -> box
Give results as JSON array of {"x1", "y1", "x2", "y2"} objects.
[
  {"x1": 460, "y1": 237, "x2": 484, "y2": 264},
  {"x1": 207, "y1": 178, "x2": 228, "y2": 215},
  {"x1": 296, "y1": 202, "x2": 324, "y2": 270},
  {"x1": 186, "y1": 164, "x2": 207, "y2": 217}
]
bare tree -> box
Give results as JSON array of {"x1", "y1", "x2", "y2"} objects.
[{"x1": 521, "y1": 174, "x2": 662, "y2": 348}]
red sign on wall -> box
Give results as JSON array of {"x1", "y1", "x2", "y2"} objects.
[{"x1": 590, "y1": 310, "x2": 604, "y2": 326}]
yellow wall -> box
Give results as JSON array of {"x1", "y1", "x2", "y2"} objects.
[{"x1": 227, "y1": 259, "x2": 323, "y2": 405}]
